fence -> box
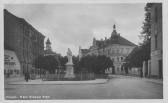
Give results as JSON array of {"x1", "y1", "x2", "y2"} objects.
[
  {"x1": 41, "y1": 73, "x2": 107, "y2": 81},
  {"x1": 110, "y1": 69, "x2": 141, "y2": 78}
]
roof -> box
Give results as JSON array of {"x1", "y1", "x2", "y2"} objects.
[
  {"x1": 46, "y1": 38, "x2": 51, "y2": 44},
  {"x1": 94, "y1": 35, "x2": 137, "y2": 49},
  {"x1": 44, "y1": 49, "x2": 56, "y2": 55},
  {"x1": 94, "y1": 24, "x2": 137, "y2": 48},
  {"x1": 107, "y1": 35, "x2": 137, "y2": 46},
  {"x1": 4, "y1": 9, "x2": 45, "y2": 38}
]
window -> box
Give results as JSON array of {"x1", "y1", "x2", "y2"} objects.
[
  {"x1": 8, "y1": 70, "x2": 10, "y2": 73},
  {"x1": 155, "y1": 35, "x2": 158, "y2": 49},
  {"x1": 112, "y1": 58, "x2": 114, "y2": 61},
  {"x1": 10, "y1": 70, "x2": 13, "y2": 74},
  {"x1": 117, "y1": 49, "x2": 119, "y2": 54},
  {"x1": 121, "y1": 57, "x2": 123, "y2": 61},
  {"x1": 112, "y1": 49, "x2": 114, "y2": 54},
  {"x1": 117, "y1": 57, "x2": 119, "y2": 61},
  {"x1": 14, "y1": 70, "x2": 17, "y2": 73},
  {"x1": 108, "y1": 49, "x2": 110, "y2": 55},
  {"x1": 114, "y1": 49, "x2": 116, "y2": 54},
  {"x1": 121, "y1": 48, "x2": 123, "y2": 54},
  {"x1": 16, "y1": 70, "x2": 19, "y2": 74},
  {"x1": 117, "y1": 67, "x2": 120, "y2": 71},
  {"x1": 155, "y1": 8, "x2": 158, "y2": 23}
]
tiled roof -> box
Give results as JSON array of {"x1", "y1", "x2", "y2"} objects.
[
  {"x1": 95, "y1": 24, "x2": 137, "y2": 47},
  {"x1": 107, "y1": 35, "x2": 137, "y2": 46}
]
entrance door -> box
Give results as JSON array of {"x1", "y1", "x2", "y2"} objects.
[{"x1": 158, "y1": 60, "x2": 163, "y2": 79}]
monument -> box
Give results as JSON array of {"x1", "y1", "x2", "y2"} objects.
[{"x1": 64, "y1": 48, "x2": 75, "y2": 78}]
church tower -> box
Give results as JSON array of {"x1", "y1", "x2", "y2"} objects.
[
  {"x1": 93, "y1": 37, "x2": 97, "y2": 46},
  {"x1": 111, "y1": 24, "x2": 118, "y2": 37},
  {"x1": 46, "y1": 38, "x2": 52, "y2": 50}
]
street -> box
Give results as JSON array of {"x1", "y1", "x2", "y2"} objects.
[{"x1": 5, "y1": 76, "x2": 163, "y2": 99}]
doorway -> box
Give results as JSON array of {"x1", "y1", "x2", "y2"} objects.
[{"x1": 158, "y1": 60, "x2": 163, "y2": 79}]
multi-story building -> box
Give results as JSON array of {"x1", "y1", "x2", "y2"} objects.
[
  {"x1": 150, "y1": 3, "x2": 163, "y2": 78},
  {"x1": 79, "y1": 25, "x2": 137, "y2": 74},
  {"x1": 4, "y1": 9, "x2": 45, "y2": 76}
]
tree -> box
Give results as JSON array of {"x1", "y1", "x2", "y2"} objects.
[
  {"x1": 125, "y1": 40, "x2": 150, "y2": 67},
  {"x1": 78, "y1": 55, "x2": 113, "y2": 74},
  {"x1": 72, "y1": 56, "x2": 80, "y2": 73},
  {"x1": 140, "y1": 3, "x2": 152, "y2": 43},
  {"x1": 58, "y1": 56, "x2": 67, "y2": 70},
  {"x1": 33, "y1": 55, "x2": 59, "y2": 74},
  {"x1": 125, "y1": 3, "x2": 152, "y2": 68}
]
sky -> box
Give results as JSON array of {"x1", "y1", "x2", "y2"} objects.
[{"x1": 5, "y1": 3, "x2": 146, "y2": 56}]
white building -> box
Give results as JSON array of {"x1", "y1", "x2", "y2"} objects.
[
  {"x1": 150, "y1": 3, "x2": 163, "y2": 78},
  {"x1": 4, "y1": 50, "x2": 21, "y2": 77},
  {"x1": 79, "y1": 25, "x2": 137, "y2": 74}
]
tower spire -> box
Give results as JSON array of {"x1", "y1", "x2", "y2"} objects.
[
  {"x1": 46, "y1": 38, "x2": 52, "y2": 50},
  {"x1": 46, "y1": 38, "x2": 51, "y2": 44},
  {"x1": 113, "y1": 24, "x2": 116, "y2": 30},
  {"x1": 111, "y1": 24, "x2": 117, "y2": 37}
]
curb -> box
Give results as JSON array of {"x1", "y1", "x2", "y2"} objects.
[
  {"x1": 143, "y1": 79, "x2": 163, "y2": 85},
  {"x1": 109, "y1": 75, "x2": 163, "y2": 85},
  {"x1": 8, "y1": 79, "x2": 108, "y2": 85}
]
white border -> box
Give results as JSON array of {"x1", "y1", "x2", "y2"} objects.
[{"x1": 0, "y1": 0, "x2": 167, "y2": 103}]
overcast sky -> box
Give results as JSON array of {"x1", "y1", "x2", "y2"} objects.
[{"x1": 5, "y1": 4, "x2": 146, "y2": 56}]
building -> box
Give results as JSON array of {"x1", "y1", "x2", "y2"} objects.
[
  {"x1": 4, "y1": 50, "x2": 21, "y2": 77},
  {"x1": 150, "y1": 3, "x2": 163, "y2": 78},
  {"x1": 79, "y1": 25, "x2": 137, "y2": 74},
  {"x1": 4, "y1": 9, "x2": 45, "y2": 76},
  {"x1": 44, "y1": 38, "x2": 59, "y2": 56},
  {"x1": 44, "y1": 38, "x2": 61, "y2": 73}
]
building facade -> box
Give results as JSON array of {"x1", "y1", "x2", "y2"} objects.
[
  {"x1": 79, "y1": 25, "x2": 137, "y2": 74},
  {"x1": 150, "y1": 3, "x2": 163, "y2": 78},
  {"x1": 4, "y1": 50, "x2": 21, "y2": 77},
  {"x1": 4, "y1": 9, "x2": 45, "y2": 76}
]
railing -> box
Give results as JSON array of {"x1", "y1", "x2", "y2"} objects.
[
  {"x1": 109, "y1": 72, "x2": 141, "y2": 78},
  {"x1": 41, "y1": 73, "x2": 107, "y2": 81}
]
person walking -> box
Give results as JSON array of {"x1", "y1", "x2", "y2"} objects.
[
  {"x1": 25, "y1": 72, "x2": 30, "y2": 82},
  {"x1": 140, "y1": 68, "x2": 143, "y2": 78}
]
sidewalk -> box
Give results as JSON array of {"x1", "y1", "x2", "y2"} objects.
[
  {"x1": 8, "y1": 79, "x2": 108, "y2": 85},
  {"x1": 109, "y1": 74, "x2": 163, "y2": 85},
  {"x1": 143, "y1": 78, "x2": 163, "y2": 85}
]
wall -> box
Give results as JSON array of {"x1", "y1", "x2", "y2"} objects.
[{"x1": 150, "y1": 4, "x2": 162, "y2": 78}]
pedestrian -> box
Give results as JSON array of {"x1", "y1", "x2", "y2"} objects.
[
  {"x1": 25, "y1": 72, "x2": 30, "y2": 82},
  {"x1": 25, "y1": 72, "x2": 27, "y2": 82},
  {"x1": 140, "y1": 68, "x2": 143, "y2": 78}
]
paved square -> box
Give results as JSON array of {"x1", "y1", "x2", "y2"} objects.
[{"x1": 5, "y1": 77, "x2": 163, "y2": 99}]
